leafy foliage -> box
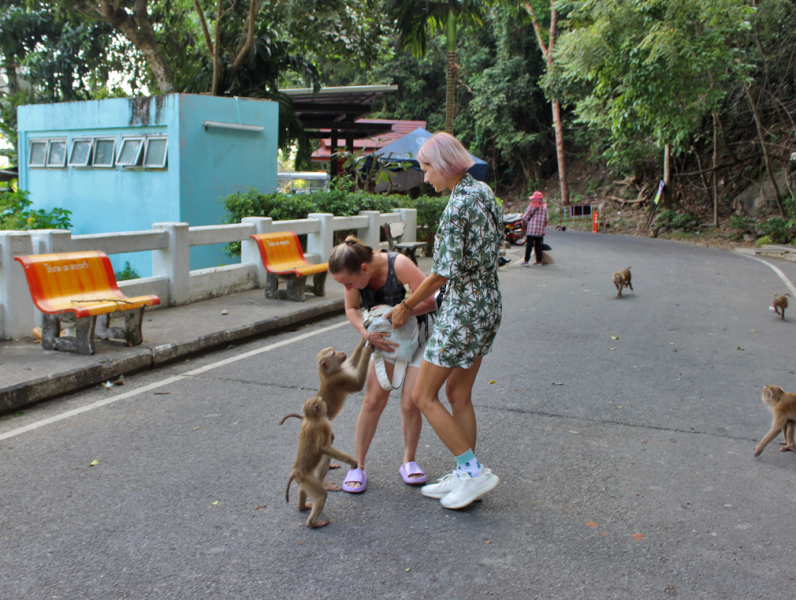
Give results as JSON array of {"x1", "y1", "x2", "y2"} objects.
[
  {"x1": 656, "y1": 209, "x2": 697, "y2": 231},
  {"x1": 114, "y1": 261, "x2": 140, "y2": 281},
  {"x1": 757, "y1": 217, "x2": 794, "y2": 244},
  {"x1": 0, "y1": 184, "x2": 72, "y2": 230},
  {"x1": 221, "y1": 187, "x2": 447, "y2": 256}
]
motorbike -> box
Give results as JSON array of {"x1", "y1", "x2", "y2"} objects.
[{"x1": 502, "y1": 213, "x2": 527, "y2": 245}]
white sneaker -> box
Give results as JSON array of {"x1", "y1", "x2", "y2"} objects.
[
  {"x1": 439, "y1": 468, "x2": 499, "y2": 509},
  {"x1": 420, "y1": 470, "x2": 459, "y2": 499}
]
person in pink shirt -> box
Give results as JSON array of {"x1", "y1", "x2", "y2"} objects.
[{"x1": 521, "y1": 191, "x2": 549, "y2": 266}]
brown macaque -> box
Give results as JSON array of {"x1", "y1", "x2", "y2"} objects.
[
  {"x1": 612, "y1": 268, "x2": 633, "y2": 299},
  {"x1": 754, "y1": 385, "x2": 796, "y2": 456},
  {"x1": 281, "y1": 338, "x2": 374, "y2": 490},
  {"x1": 773, "y1": 294, "x2": 790, "y2": 319},
  {"x1": 285, "y1": 396, "x2": 358, "y2": 528}
]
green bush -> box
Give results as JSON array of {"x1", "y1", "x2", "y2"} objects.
[
  {"x1": 221, "y1": 188, "x2": 448, "y2": 257},
  {"x1": 757, "y1": 217, "x2": 794, "y2": 244},
  {"x1": 755, "y1": 235, "x2": 773, "y2": 248},
  {"x1": 114, "y1": 261, "x2": 140, "y2": 281},
  {"x1": 729, "y1": 215, "x2": 755, "y2": 233},
  {"x1": 656, "y1": 209, "x2": 697, "y2": 231},
  {"x1": 1, "y1": 185, "x2": 72, "y2": 230}
]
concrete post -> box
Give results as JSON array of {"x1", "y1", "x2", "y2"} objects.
[
  {"x1": 30, "y1": 229, "x2": 72, "y2": 254},
  {"x1": 307, "y1": 213, "x2": 334, "y2": 262},
  {"x1": 397, "y1": 208, "x2": 419, "y2": 242},
  {"x1": 357, "y1": 211, "x2": 381, "y2": 250},
  {"x1": 152, "y1": 222, "x2": 190, "y2": 306},
  {"x1": 241, "y1": 217, "x2": 274, "y2": 287},
  {"x1": 0, "y1": 232, "x2": 35, "y2": 340}
]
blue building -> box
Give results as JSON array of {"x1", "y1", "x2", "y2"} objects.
[{"x1": 16, "y1": 94, "x2": 279, "y2": 276}]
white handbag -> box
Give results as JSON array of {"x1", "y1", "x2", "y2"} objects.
[{"x1": 362, "y1": 305, "x2": 419, "y2": 391}]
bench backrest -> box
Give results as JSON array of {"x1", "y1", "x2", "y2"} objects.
[
  {"x1": 250, "y1": 232, "x2": 309, "y2": 273},
  {"x1": 14, "y1": 251, "x2": 126, "y2": 314}
]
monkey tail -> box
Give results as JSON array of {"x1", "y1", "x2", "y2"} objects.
[
  {"x1": 279, "y1": 414, "x2": 303, "y2": 425},
  {"x1": 286, "y1": 471, "x2": 297, "y2": 503}
]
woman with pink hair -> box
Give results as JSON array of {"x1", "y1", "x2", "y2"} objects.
[
  {"x1": 521, "y1": 191, "x2": 549, "y2": 266},
  {"x1": 389, "y1": 132, "x2": 503, "y2": 510}
]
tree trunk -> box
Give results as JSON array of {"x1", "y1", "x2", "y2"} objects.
[
  {"x1": 712, "y1": 113, "x2": 719, "y2": 227},
  {"x1": 78, "y1": 0, "x2": 175, "y2": 93},
  {"x1": 552, "y1": 99, "x2": 569, "y2": 205},
  {"x1": 445, "y1": 10, "x2": 456, "y2": 134},
  {"x1": 663, "y1": 144, "x2": 672, "y2": 209},
  {"x1": 745, "y1": 82, "x2": 785, "y2": 216},
  {"x1": 524, "y1": 0, "x2": 569, "y2": 205}
]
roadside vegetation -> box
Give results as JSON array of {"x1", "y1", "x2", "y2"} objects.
[{"x1": 1, "y1": 0, "x2": 795, "y2": 236}]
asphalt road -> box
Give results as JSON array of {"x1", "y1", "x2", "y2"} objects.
[{"x1": 3, "y1": 230, "x2": 796, "y2": 599}]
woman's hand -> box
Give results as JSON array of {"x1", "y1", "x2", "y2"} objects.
[
  {"x1": 387, "y1": 303, "x2": 410, "y2": 329},
  {"x1": 365, "y1": 330, "x2": 399, "y2": 353}
]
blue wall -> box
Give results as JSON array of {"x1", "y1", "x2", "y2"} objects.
[{"x1": 17, "y1": 94, "x2": 278, "y2": 277}]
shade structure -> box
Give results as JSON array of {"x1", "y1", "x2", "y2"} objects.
[{"x1": 363, "y1": 128, "x2": 488, "y2": 191}]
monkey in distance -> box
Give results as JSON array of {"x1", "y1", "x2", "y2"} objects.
[
  {"x1": 612, "y1": 268, "x2": 633, "y2": 299},
  {"x1": 753, "y1": 385, "x2": 796, "y2": 456},
  {"x1": 285, "y1": 396, "x2": 358, "y2": 528},
  {"x1": 772, "y1": 294, "x2": 790, "y2": 319}
]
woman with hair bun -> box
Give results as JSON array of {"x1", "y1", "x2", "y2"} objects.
[
  {"x1": 389, "y1": 131, "x2": 503, "y2": 510},
  {"x1": 328, "y1": 236, "x2": 437, "y2": 493}
]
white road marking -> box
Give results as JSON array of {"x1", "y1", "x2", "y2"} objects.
[
  {"x1": 742, "y1": 255, "x2": 796, "y2": 296},
  {"x1": 0, "y1": 321, "x2": 348, "y2": 441}
]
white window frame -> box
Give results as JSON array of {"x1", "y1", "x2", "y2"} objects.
[
  {"x1": 116, "y1": 136, "x2": 145, "y2": 167},
  {"x1": 142, "y1": 135, "x2": 168, "y2": 169},
  {"x1": 46, "y1": 139, "x2": 68, "y2": 168},
  {"x1": 28, "y1": 139, "x2": 49, "y2": 168},
  {"x1": 68, "y1": 138, "x2": 94, "y2": 168},
  {"x1": 92, "y1": 137, "x2": 116, "y2": 168}
]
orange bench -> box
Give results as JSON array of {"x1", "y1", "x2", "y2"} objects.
[
  {"x1": 249, "y1": 232, "x2": 328, "y2": 302},
  {"x1": 14, "y1": 251, "x2": 160, "y2": 355}
]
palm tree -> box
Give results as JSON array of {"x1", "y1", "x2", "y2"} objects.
[{"x1": 385, "y1": 0, "x2": 488, "y2": 134}]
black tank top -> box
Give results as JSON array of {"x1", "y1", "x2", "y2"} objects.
[
  {"x1": 359, "y1": 251, "x2": 436, "y2": 343},
  {"x1": 359, "y1": 252, "x2": 405, "y2": 310}
]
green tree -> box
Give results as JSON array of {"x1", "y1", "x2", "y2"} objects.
[
  {"x1": 385, "y1": 0, "x2": 488, "y2": 134},
  {"x1": 554, "y1": 0, "x2": 752, "y2": 177}
]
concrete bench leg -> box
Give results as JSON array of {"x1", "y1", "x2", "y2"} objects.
[
  {"x1": 307, "y1": 272, "x2": 327, "y2": 297},
  {"x1": 284, "y1": 276, "x2": 307, "y2": 302},
  {"x1": 95, "y1": 307, "x2": 145, "y2": 346},
  {"x1": 265, "y1": 273, "x2": 306, "y2": 302},
  {"x1": 42, "y1": 313, "x2": 97, "y2": 355}
]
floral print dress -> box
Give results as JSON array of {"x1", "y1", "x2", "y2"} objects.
[{"x1": 424, "y1": 173, "x2": 504, "y2": 369}]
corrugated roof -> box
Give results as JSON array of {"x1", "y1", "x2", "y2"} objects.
[{"x1": 311, "y1": 120, "x2": 427, "y2": 161}]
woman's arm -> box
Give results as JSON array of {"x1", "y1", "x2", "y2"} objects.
[
  {"x1": 392, "y1": 254, "x2": 438, "y2": 317},
  {"x1": 388, "y1": 272, "x2": 448, "y2": 329}
]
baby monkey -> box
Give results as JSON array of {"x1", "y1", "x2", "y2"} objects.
[
  {"x1": 772, "y1": 294, "x2": 790, "y2": 319},
  {"x1": 285, "y1": 396, "x2": 358, "y2": 528},
  {"x1": 753, "y1": 385, "x2": 796, "y2": 456},
  {"x1": 612, "y1": 267, "x2": 633, "y2": 299}
]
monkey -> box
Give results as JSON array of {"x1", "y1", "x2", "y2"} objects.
[
  {"x1": 285, "y1": 396, "x2": 358, "y2": 528},
  {"x1": 280, "y1": 337, "x2": 374, "y2": 490},
  {"x1": 313, "y1": 337, "x2": 374, "y2": 488},
  {"x1": 753, "y1": 385, "x2": 796, "y2": 456},
  {"x1": 612, "y1": 267, "x2": 633, "y2": 299},
  {"x1": 772, "y1": 294, "x2": 790, "y2": 320}
]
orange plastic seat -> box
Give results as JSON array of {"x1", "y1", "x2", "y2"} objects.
[
  {"x1": 14, "y1": 251, "x2": 160, "y2": 318},
  {"x1": 249, "y1": 232, "x2": 328, "y2": 302},
  {"x1": 250, "y1": 232, "x2": 328, "y2": 277}
]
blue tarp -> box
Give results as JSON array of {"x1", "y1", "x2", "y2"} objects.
[{"x1": 364, "y1": 127, "x2": 488, "y2": 183}]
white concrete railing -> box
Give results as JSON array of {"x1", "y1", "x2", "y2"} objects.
[{"x1": 0, "y1": 208, "x2": 419, "y2": 340}]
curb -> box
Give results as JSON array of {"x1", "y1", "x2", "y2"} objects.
[{"x1": 0, "y1": 298, "x2": 345, "y2": 415}]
